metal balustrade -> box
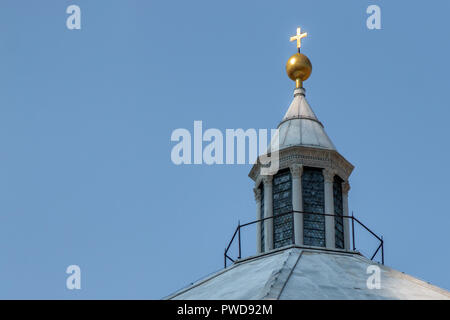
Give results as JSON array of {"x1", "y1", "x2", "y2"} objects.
[{"x1": 224, "y1": 210, "x2": 384, "y2": 268}]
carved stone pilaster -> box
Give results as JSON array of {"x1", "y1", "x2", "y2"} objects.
[
  {"x1": 323, "y1": 168, "x2": 335, "y2": 183},
  {"x1": 254, "y1": 187, "x2": 263, "y2": 253},
  {"x1": 262, "y1": 175, "x2": 273, "y2": 251},
  {"x1": 289, "y1": 164, "x2": 304, "y2": 179},
  {"x1": 323, "y1": 168, "x2": 335, "y2": 249},
  {"x1": 290, "y1": 164, "x2": 304, "y2": 246},
  {"x1": 342, "y1": 181, "x2": 351, "y2": 250},
  {"x1": 262, "y1": 175, "x2": 273, "y2": 185}
]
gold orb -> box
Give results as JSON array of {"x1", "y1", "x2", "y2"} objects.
[{"x1": 286, "y1": 53, "x2": 312, "y2": 83}]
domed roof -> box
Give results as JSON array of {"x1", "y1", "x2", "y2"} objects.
[
  {"x1": 166, "y1": 247, "x2": 450, "y2": 300},
  {"x1": 273, "y1": 87, "x2": 336, "y2": 151}
]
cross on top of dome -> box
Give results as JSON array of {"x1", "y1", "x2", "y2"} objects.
[{"x1": 290, "y1": 27, "x2": 308, "y2": 52}]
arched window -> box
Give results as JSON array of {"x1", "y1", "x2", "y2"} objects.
[
  {"x1": 302, "y1": 167, "x2": 325, "y2": 247},
  {"x1": 272, "y1": 169, "x2": 293, "y2": 249}
]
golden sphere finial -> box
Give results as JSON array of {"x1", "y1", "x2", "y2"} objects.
[
  {"x1": 286, "y1": 53, "x2": 312, "y2": 88},
  {"x1": 287, "y1": 27, "x2": 312, "y2": 88}
]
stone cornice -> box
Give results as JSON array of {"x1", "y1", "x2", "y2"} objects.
[{"x1": 249, "y1": 146, "x2": 354, "y2": 183}]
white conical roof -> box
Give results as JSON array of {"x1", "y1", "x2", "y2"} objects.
[
  {"x1": 166, "y1": 247, "x2": 450, "y2": 300},
  {"x1": 275, "y1": 87, "x2": 336, "y2": 151}
]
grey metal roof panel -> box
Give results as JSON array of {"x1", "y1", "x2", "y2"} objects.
[
  {"x1": 274, "y1": 88, "x2": 336, "y2": 151},
  {"x1": 167, "y1": 248, "x2": 450, "y2": 300},
  {"x1": 276, "y1": 118, "x2": 336, "y2": 151},
  {"x1": 282, "y1": 88, "x2": 319, "y2": 122}
]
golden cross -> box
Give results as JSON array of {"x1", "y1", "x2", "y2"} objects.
[{"x1": 290, "y1": 27, "x2": 308, "y2": 52}]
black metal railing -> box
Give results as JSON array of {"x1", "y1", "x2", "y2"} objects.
[{"x1": 224, "y1": 210, "x2": 384, "y2": 268}]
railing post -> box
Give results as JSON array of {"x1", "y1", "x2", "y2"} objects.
[
  {"x1": 238, "y1": 221, "x2": 241, "y2": 260},
  {"x1": 381, "y1": 236, "x2": 384, "y2": 265},
  {"x1": 351, "y1": 211, "x2": 356, "y2": 251},
  {"x1": 224, "y1": 248, "x2": 226, "y2": 268}
]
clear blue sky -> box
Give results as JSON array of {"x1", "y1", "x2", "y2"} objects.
[{"x1": 0, "y1": 0, "x2": 449, "y2": 299}]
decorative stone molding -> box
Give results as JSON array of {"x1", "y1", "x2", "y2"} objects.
[
  {"x1": 249, "y1": 146, "x2": 354, "y2": 184},
  {"x1": 342, "y1": 181, "x2": 351, "y2": 194},
  {"x1": 323, "y1": 168, "x2": 335, "y2": 183},
  {"x1": 253, "y1": 188, "x2": 262, "y2": 202},
  {"x1": 289, "y1": 164, "x2": 304, "y2": 179},
  {"x1": 262, "y1": 175, "x2": 273, "y2": 185}
]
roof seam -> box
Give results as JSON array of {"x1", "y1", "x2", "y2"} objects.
[
  {"x1": 260, "y1": 250, "x2": 293, "y2": 299},
  {"x1": 281, "y1": 120, "x2": 291, "y2": 146},
  {"x1": 276, "y1": 250, "x2": 304, "y2": 299},
  {"x1": 278, "y1": 116, "x2": 324, "y2": 128}
]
